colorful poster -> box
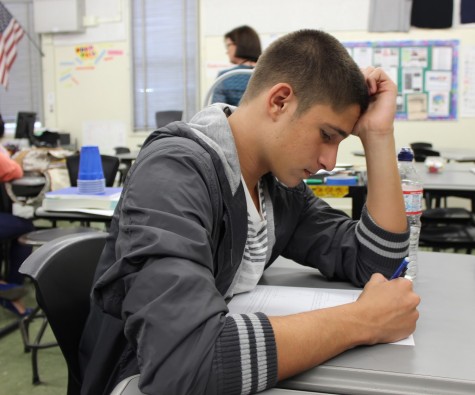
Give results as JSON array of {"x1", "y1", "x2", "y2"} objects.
[
  {"x1": 58, "y1": 43, "x2": 125, "y2": 87},
  {"x1": 344, "y1": 40, "x2": 458, "y2": 120}
]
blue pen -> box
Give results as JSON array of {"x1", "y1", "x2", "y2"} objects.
[{"x1": 390, "y1": 257, "x2": 409, "y2": 280}]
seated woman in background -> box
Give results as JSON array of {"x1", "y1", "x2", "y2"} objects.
[
  {"x1": 211, "y1": 25, "x2": 262, "y2": 106},
  {"x1": 0, "y1": 145, "x2": 34, "y2": 317}
]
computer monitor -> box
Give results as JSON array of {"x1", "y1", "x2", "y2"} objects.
[{"x1": 14, "y1": 112, "x2": 36, "y2": 142}]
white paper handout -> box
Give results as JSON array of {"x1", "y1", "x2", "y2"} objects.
[
  {"x1": 227, "y1": 285, "x2": 414, "y2": 346},
  {"x1": 428, "y1": 91, "x2": 450, "y2": 117},
  {"x1": 425, "y1": 71, "x2": 452, "y2": 92}
]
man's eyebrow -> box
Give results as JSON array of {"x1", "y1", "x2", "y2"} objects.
[{"x1": 324, "y1": 124, "x2": 350, "y2": 139}]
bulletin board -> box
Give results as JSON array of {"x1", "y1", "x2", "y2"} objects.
[{"x1": 343, "y1": 40, "x2": 459, "y2": 120}]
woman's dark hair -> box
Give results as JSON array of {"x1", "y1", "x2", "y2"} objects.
[{"x1": 225, "y1": 25, "x2": 262, "y2": 62}]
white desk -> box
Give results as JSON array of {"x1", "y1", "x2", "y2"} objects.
[
  {"x1": 261, "y1": 252, "x2": 475, "y2": 395},
  {"x1": 414, "y1": 163, "x2": 475, "y2": 210},
  {"x1": 415, "y1": 162, "x2": 475, "y2": 192},
  {"x1": 439, "y1": 148, "x2": 475, "y2": 162},
  {"x1": 352, "y1": 148, "x2": 475, "y2": 163},
  {"x1": 35, "y1": 206, "x2": 113, "y2": 223}
]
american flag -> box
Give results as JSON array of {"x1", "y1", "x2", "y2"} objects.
[{"x1": 0, "y1": 2, "x2": 24, "y2": 89}]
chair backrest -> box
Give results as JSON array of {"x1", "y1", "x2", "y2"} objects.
[
  {"x1": 202, "y1": 68, "x2": 254, "y2": 108},
  {"x1": 155, "y1": 110, "x2": 183, "y2": 129},
  {"x1": 412, "y1": 147, "x2": 441, "y2": 162},
  {"x1": 6, "y1": 171, "x2": 49, "y2": 206},
  {"x1": 19, "y1": 232, "x2": 107, "y2": 395},
  {"x1": 410, "y1": 142, "x2": 433, "y2": 150},
  {"x1": 114, "y1": 146, "x2": 131, "y2": 155},
  {"x1": 66, "y1": 154, "x2": 120, "y2": 187}
]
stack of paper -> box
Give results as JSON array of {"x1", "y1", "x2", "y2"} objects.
[
  {"x1": 227, "y1": 285, "x2": 414, "y2": 346},
  {"x1": 42, "y1": 187, "x2": 122, "y2": 211}
]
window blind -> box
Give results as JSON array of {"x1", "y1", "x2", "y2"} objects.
[{"x1": 132, "y1": 0, "x2": 198, "y2": 131}]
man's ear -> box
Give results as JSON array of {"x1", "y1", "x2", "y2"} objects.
[{"x1": 267, "y1": 83, "x2": 294, "y2": 120}]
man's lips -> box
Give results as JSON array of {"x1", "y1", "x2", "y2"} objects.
[{"x1": 304, "y1": 169, "x2": 314, "y2": 178}]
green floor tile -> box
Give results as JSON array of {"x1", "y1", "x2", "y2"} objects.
[{"x1": 0, "y1": 282, "x2": 67, "y2": 395}]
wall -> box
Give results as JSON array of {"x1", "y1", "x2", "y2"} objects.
[
  {"x1": 200, "y1": 0, "x2": 475, "y2": 166},
  {"x1": 41, "y1": 0, "x2": 138, "y2": 153},
  {"x1": 38, "y1": 0, "x2": 475, "y2": 161}
]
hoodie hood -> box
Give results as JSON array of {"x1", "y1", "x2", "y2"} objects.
[
  {"x1": 188, "y1": 104, "x2": 241, "y2": 194},
  {"x1": 143, "y1": 103, "x2": 242, "y2": 195}
]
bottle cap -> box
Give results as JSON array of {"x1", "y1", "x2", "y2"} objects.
[{"x1": 398, "y1": 147, "x2": 414, "y2": 161}]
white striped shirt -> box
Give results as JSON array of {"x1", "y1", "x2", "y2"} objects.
[{"x1": 227, "y1": 178, "x2": 269, "y2": 297}]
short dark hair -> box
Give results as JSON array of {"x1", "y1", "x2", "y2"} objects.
[
  {"x1": 225, "y1": 25, "x2": 262, "y2": 63},
  {"x1": 241, "y1": 29, "x2": 369, "y2": 116}
]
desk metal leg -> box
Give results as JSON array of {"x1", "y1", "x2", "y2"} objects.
[{"x1": 0, "y1": 319, "x2": 20, "y2": 338}]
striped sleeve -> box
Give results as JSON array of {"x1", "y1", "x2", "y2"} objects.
[
  {"x1": 214, "y1": 312, "x2": 278, "y2": 395},
  {"x1": 356, "y1": 205, "x2": 410, "y2": 275}
]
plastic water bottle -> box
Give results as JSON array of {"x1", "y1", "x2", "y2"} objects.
[{"x1": 397, "y1": 147, "x2": 423, "y2": 280}]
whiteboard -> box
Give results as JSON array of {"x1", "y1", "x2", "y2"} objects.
[
  {"x1": 82, "y1": 120, "x2": 126, "y2": 155},
  {"x1": 55, "y1": 41, "x2": 131, "y2": 150}
]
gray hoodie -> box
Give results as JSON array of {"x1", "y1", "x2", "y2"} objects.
[{"x1": 80, "y1": 104, "x2": 409, "y2": 395}]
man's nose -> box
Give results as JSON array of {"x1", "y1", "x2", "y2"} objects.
[{"x1": 319, "y1": 146, "x2": 338, "y2": 171}]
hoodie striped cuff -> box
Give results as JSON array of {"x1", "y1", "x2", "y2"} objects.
[
  {"x1": 356, "y1": 205, "x2": 409, "y2": 259},
  {"x1": 216, "y1": 312, "x2": 277, "y2": 395},
  {"x1": 355, "y1": 205, "x2": 410, "y2": 278}
]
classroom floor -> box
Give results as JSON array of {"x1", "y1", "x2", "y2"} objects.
[{"x1": 0, "y1": 279, "x2": 67, "y2": 395}]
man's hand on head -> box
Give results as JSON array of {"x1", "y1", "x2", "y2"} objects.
[{"x1": 352, "y1": 67, "x2": 397, "y2": 142}]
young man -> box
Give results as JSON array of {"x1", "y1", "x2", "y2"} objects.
[{"x1": 80, "y1": 30, "x2": 420, "y2": 395}]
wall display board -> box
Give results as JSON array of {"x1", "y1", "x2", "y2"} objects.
[
  {"x1": 344, "y1": 40, "x2": 459, "y2": 120},
  {"x1": 53, "y1": 41, "x2": 130, "y2": 150}
]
